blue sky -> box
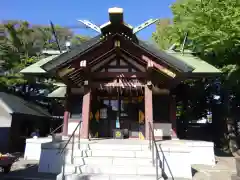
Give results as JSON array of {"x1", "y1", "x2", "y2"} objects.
[{"x1": 0, "y1": 0, "x2": 175, "y2": 40}]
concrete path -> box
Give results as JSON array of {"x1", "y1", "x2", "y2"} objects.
[
  {"x1": 192, "y1": 156, "x2": 236, "y2": 180},
  {"x1": 0, "y1": 158, "x2": 56, "y2": 180}
]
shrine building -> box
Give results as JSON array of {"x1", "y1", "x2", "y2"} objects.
[{"x1": 30, "y1": 7, "x2": 220, "y2": 140}]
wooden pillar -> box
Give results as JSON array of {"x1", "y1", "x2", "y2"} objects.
[
  {"x1": 170, "y1": 96, "x2": 177, "y2": 139},
  {"x1": 62, "y1": 87, "x2": 70, "y2": 136},
  {"x1": 145, "y1": 85, "x2": 153, "y2": 140},
  {"x1": 81, "y1": 88, "x2": 91, "y2": 139}
]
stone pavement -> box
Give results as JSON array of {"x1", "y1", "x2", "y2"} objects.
[
  {"x1": 192, "y1": 156, "x2": 236, "y2": 180},
  {"x1": 0, "y1": 156, "x2": 237, "y2": 180}
]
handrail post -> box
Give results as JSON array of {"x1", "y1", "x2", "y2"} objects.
[
  {"x1": 152, "y1": 136, "x2": 155, "y2": 166},
  {"x1": 49, "y1": 123, "x2": 64, "y2": 136},
  {"x1": 58, "y1": 121, "x2": 82, "y2": 180},
  {"x1": 163, "y1": 153, "x2": 165, "y2": 173},
  {"x1": 71, "y1": 132, "x2": 75, "y2": 164},
  {"x1": 149, "y1": 128, "x2": 151, "y2": 150},
  {"x1": 78, "y1": 121, "x2": 81, "y2": 149},
  {"x1": 149, "y1": 122, "x2": 175, "y2": 180},
  {"x1": 155, "y1": 149, "x2": 159, "y2": 180},
  {"x1": 62, "y1": 150, "x2": 66, "y2": 180}
]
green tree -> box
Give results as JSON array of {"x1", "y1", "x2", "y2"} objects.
[
  {"x1": 0, "y1": 20, "x2": 87, "y2": 88},
  {"x1": 152, "y1": 0, "x2": 240, "y2": 153},
  {"x1": 152, "y1": 19, "x2": 176, "y2": 50}
]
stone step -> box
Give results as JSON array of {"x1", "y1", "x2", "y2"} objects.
[
  {"x1": 65, "y1": 149, "x2": 152, "y2": 158},
  {"x1": 65, "y1": 156, "x2": 154, "y2": 166},
  {"x1": 65, "y1": 142, "x2": 150, "y2": 151},
  {"x1": 64, "y1": 164, "x2": 161, "y2": 176},
  {"x1": 57, "y1": 173, "x2": 164, "y2": 180}
]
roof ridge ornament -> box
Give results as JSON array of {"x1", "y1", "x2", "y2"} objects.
[
  {"x1": 77, "y1": 8, "x2": 158, "y2": 36},
  {"x1": 133, "y1": 19, "x2": 158, "y2": 34},
  {"x1": 77, "y1": 20, "x2": 101, "y2": 33},
  {"x1": 108, "y1": 7, "x2": 124, "y2": 24}
]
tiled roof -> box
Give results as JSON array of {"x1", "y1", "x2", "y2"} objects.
[{"x1": 0, "y1": 92, "x2": 51, "y2": 117}]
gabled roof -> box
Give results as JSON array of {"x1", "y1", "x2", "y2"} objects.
[
  {"x1": 42, "y1": 35, "x2": 102, "y2": 72},
  {"x1": 137, "y1": 40, "x2": 193, "y2": 72},
  {"x1": 47, "y1": 86, "x2": 66, "y2": 98},
  {"x1": 41, "y1": 34, "x2": 194, "y2": 73},
  {"x1": 20, "y1": 55, "x2": 59, "y2": 74},
  {"x1": 166, "y1": 50, "x2": 221, "y2": 74},
  {"x1": 0, "y1": 92, "x2": 51, "y2": 117},
  {"x1": 25, "y1": 7, "x2": 220, "y2": 78}
]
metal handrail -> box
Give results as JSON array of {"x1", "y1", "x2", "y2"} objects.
[
  {"x1": 54, "y1": 121, "x2": 81, "y2": 180},
  {"x1": 159, "y1": 143, "x2": 175, "y2": 180},
  {"x1": 59, "y1": 121, "x2": 81, "y2": 155},
  {"x1": 49, "y1": 123, "x2": 64, "y2": 135},
  {"x1": 148, "y1": 122, "x2": 174, "y2": 180}
]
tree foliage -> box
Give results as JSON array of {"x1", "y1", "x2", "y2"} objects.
[
  {"x1": 152, "y1": 0, "x2": 240, "y2": 151},
  {"x1": 0, "y1": 20, "x2": 87, "y2": 87},
  {"x1": 153, "y1": 0, "x2": 240, "y2": 89},
  {"x1": 153, "y1": 0, "x2": 240, "y2": 68},
  {"x1": 152, "y1": 19, "x2": 176, "y2": 50}
]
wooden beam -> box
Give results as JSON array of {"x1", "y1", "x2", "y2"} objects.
[
  {"x1": 121, "y1": 46, "x2": 174, "y2": 79},
  {"x1": 91, "y1": 72, "x2": 146, "y2": 79},
  {"x1": 71, "y1": 75, "x2": 84, "y2": 84},
  {"x1": 58, "y1": 66, "x2": 75, "y2": 77},
  {"x1": 120, "y1": 53, "x2": 146, "y2": 72},
  {"x1": 82, "y1": 80, "x2": 145, "y2": 88},
  {"x1": 59, "y1": 45, "x2": 115, "y2": 78},
  {"x1": 119, "y1": 48, "x2": 146, "y2": 65},
  {"x1": 68, "y1": 69, "x2": 82, "y2": 79},
  {"x1": 71, "y1": 37, "x2": 114, "y2": 68},
  {"x1": 142, "y1": 55, "x2": 176, "y2": 78},
  {"x1": 119, "y1": 36, "x2": 179, "y2": 76},
  {"x1": 67, "y1": 50, "x2": 117, "y2": 84},
  {"x1": 90, "y1": 53, "x2": 116, "y2": 72}
]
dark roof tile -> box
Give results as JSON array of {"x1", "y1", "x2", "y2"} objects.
[
  {"x1": 42, "y1": 35, "x2": 102, "y2": 72},
  {"x1": 0, "y1": 92, "x2": 51, "y2": 117}
]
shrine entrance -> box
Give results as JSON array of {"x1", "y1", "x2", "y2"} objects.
[{"x1": 90, "y1": 87, "x2": 145, "y2": 139}]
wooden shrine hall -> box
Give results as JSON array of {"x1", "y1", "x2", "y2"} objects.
[{"x1": 41, "y1": 7, "x2": 221, "y2": 140}]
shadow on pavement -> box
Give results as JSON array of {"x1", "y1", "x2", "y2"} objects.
[
  {"x1": 214, "y1": 148, "x2": 233, "y2": 157},
  {"x1": 191, "y1": 167, "x2": 198, "y2": 177},
  {"x1": 0, "y1": 164, "x2": 57, "y2": 180}
]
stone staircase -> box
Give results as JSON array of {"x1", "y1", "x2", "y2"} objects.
[{"x1": 56, "y1": 140, "x2": 163, "y2": 180}]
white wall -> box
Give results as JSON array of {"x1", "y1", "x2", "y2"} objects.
[
  {"x1": 0, "y1": 105, "x2": 12, "y2": 127},
  {"x1": 0, "y1": 106, "x2": 12, "y2": 152},
  {"x1": 67, "y1": 121, "x2": 80, "y2": 136}
]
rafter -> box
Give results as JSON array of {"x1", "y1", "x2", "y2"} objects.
[
  {"x1": 91, "y1": 72, "x2": 146, "y2": 79},
  {"x1": 119, "y1": 43, "x2": 177, "y2": 79},
  {"x1": 118, "y1": 36, "x2": 180, "y2": 76}
]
